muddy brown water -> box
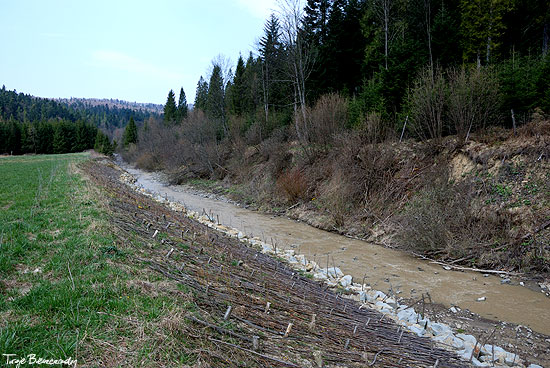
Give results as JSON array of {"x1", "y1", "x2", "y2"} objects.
[{"x1": 121, "y1": 163, "x2": 550, "y2": 336}]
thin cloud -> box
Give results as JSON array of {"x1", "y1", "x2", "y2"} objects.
[{"x1": 90, "y1": 50, "x2": 182, "y2": 81}]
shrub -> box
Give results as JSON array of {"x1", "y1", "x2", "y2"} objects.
[
  {"x1": 447, "y1": 66, "x2": 501, "y2": 141},
  {"x1": 408, "y1": 66, "x2": 447, "y2": 141},
  {"x1": 394, "y1": 172, "x2": 512, "y2": 261},
  {"x1": 276, "y1": 168, "x2": 308, "y2": 202},
  {"x1": 295, "y1": 93, "x2": 348, "y2": 151}
]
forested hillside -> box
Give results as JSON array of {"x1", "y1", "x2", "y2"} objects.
[
  {"x1": 0, "y1": 86, "x2": 140, "y2": 155},
  {"x1": 56, "y1": 97, "x2": 162, "y2": 129},
  {"x1": 124, "y1": 0, "x2": 550, "y2": 273}
]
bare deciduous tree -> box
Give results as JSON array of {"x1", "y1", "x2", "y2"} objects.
[{"x1": 277, "y1": 0, "x2": 316, "y2": 144}]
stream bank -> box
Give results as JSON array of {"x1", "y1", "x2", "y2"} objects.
[{"x1": 117, "y1": 157, "x2": 550, "y2": 366}]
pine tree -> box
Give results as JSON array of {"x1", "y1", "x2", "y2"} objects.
[
  {"x1": 163, "y1": 89, "x2": 177, "y2": 124},
  {"x1": 177, "y1": 87, "x2": 188, "y2": 122},
  {"x1": 194, "y1": 77, "x2": 208, "y2": 111},
  {"x1": 6, "y1": 120, "x2": 21, "y2": 155},
  {"x1": 206, "y1": 65, "x2": 225, "y2": 120},
  {"x1": 259, "y1": 14, "x2": 285, "y2": 120},
  {"x1": 303, "y1": 0, "x2": 331, "y2": 45},
  {"x1": 94, "y1": 130, "x2": 113, "y2": 156},
  {"x1": 53, "y1": 122, "x2": 70, "y2": 154},
  {"x1": 229, "y1": 55, "x2": 246, "y2": 115},
  {"x1": 123, "y1": 117, "x2": 138, "y2": 147}
]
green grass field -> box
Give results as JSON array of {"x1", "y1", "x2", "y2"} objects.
[{"x1": 0, "y1": 154, "x2": 194, "y2": 367}]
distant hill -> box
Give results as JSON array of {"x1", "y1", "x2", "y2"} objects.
[
  {"x1": 54, "y1": 97, "x2": 162, "y2": 129},
  {"x1": 0, "y1": 85, "x2": 79, "y2": 122},
  {"x1": 55, "y1": 97, "x2": 163, "y2": 114},
  {"x1": 0, "y1": 86, "x2": 162, "y2": 132}
]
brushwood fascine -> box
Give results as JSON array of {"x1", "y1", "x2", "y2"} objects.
[{"x1": 118, "y1": 170, "x2": 543, "y2": 368}]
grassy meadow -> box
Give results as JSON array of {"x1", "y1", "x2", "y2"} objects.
[{"x1": 0, "y1": 154, "x2": 194, "y2": 366}]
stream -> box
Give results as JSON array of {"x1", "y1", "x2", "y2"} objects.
[{"x1": 120, "y1": 161, "x2": 550, "y2": 336}]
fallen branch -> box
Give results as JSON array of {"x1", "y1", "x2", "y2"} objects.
[{"x1": 412, "y1": 252, "x2": 522, "y2": 276}]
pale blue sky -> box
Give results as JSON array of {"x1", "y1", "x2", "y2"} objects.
[{"x1": 0, "y1": 0, "x2": 279, "y2": 104}]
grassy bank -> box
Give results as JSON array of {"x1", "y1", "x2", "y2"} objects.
[{"x1": 0, "y1": 154, "x2": 195, "y2": 366}]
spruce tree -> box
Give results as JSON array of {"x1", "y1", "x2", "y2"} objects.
[
  {"x1": 206, "y1": 65, "x2": 225, "y2": 120},
  {"x1": 229, "y1": 55, "x2": 246, "y2": 115},
  {"x1": 177, "y1": 87, "x2": 188, "y2": 122},
  {"x1": 163, "y1": 89, "x2": 177, "y2": 124},
  {"x1": 123, "y1": 117, "x2": 138, "y2": 147},
  {"x1": 194, "y1": 77, "x2": 208, "y2": 111}
]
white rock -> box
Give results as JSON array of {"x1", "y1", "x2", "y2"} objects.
[
  {"x1": 481, "y1": 344, "x2": 506, "y2": 356},
  {"x1": 527, "y1": 365, "x2": 543, "y2": 368},
  {"x1": 457, "y1": 333, "x2": 477, "y2": 349},
  {"x1": 397, "y1": 308, "x2": 417, "y2": 324},
  {"x1": 471, "y1": 357, "x2": 490, "y2": 367},
  {"x1": 318, "y1": 267, "x2": 344, "y2": 279},
  {"x1": 408, "y1": 323, "x2": 425, "y2": 337},
  {"x1": 313, "y1": 272, "x2": 328, "y2": 280},
  {"x1": 449, "y1": 306, "x2": 458, "y2": 313},
  {"x1": 340, "y1": 275, "x2": 353, "y2": 288},
  {"x1": 428, "y1": 322, "x2": 452, "y2": 337},
  {"x1": 477, "y1": 296, "x2": 486, "y2": 302},
  {"x1": 287, "y1": 256, "x2": 298, "y2": 264},
  {"x1": 434, "y1": 332, "x2": 465, "y2": 350},
  {"x1": 503, "y1": 352, "x2": 521, "y2": 366},
  {"x1": 261, "y1": 244, "x2": 274, "y2": 253},
  {"x1": 375, "y1": 300, "x2": 393, "y2": 312}
]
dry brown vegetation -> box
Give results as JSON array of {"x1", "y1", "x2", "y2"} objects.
[{"x1": 123, "y1": 96, "x2": 550, "y2": 275}]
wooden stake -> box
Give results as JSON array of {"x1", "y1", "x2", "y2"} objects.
[
  {"x1": 313, "y1": 351, "x2": 323, "y2": 368},
  {"x1": 152, "y1": 229, "x2": 158, "y2": 238},
  {"x1": 511, "y1": 109, "x2": 517, "y2": 136},
  {"x1": 309, "y1": 314, "x2": 316, "y2": 331},
  {"x1": 284, "y1": 322, "x2": 293, "y2": 337},
  {"x1": 252, "y1": 335, "x2": 259, "y2": 351},
  {"x1": 165, "y1": 248, "x2": 174, "y2": 258},
  {"x1": 224, "y1": 306, "x2": 232, "y2": 320},
  {"x1": 400, "y1": 115, "x2": 409, "y2": 143}
]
